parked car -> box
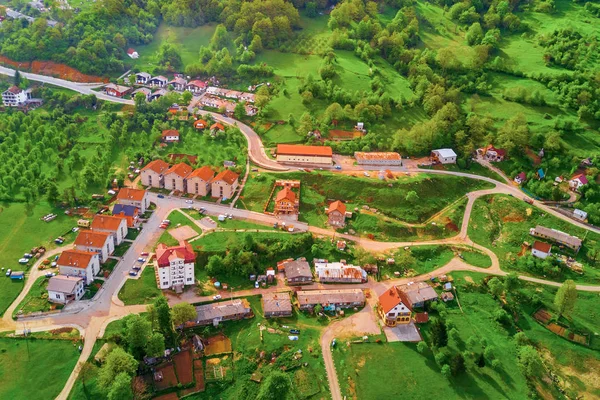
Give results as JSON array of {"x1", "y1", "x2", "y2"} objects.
[
  {"x1": 140, "y1": 252, "x2": 149, "y2": 256},
  {"x1": 18, "y1": 258, "x2": 29, "y2": 264},
  {"x1": 23, "y1": 253, "x2": 33, "y2": 259},
  {"x1": 213, "y1": 294, "x2": 222, "y2": 300},
  {"x1": 137, "y1": 258, "x2": 146, "y2": 263},
  {"x1": 363, "y1": 172, "x2": 370, "y2": 177},
  {"x1": 185, "y1": 200, "x2": 193, "y2": 204},
  {"x1": 54, "y1": 255, "x2": 59, "y2": 261},
  {"x1": 51, "y1": 262, "x2": 57, "y2": 267},
  {"x1": 132, "y1": 266, "x2": 141, "y2": 271},
  {"x1": 289, "y1": 329, "x2": 300, "y2": 334},
  {"x1": 45, "y1": 272, "x2": 56, "y2": 278},
  {"x1": 128, "y1": 270, "x2": 138, "y2": 276},
  {"x1": 334, "y1": 165, "x2": 342, "y2": 170},
  {"x1": 162, "y1": 220, "x2": 171, "y2": 224},
  {"x1": 5, "y1": 269, "x2": 11, "y2": 277},
  {"x1": 157, "y1": 194, "x2": 165, "y2": 198}
]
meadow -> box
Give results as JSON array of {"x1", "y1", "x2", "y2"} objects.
[{"x1": 118, "y1": 266, "x2": 163, "y2": 306}]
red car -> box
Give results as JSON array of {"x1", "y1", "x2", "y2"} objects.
[{"x1": 140, "y1": 252, "x2": 149, "y2": 256}]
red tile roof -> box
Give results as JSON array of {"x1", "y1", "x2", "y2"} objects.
[
  {"x1": 276, "y1": 187, "x2": 296, "y2": 202},
  {"x1": 162, "y1": 129, "x2": 180, "y2": 138},
  {"x1": 213, "y1": 169, "x2": 239, "y2": 185},
  {"x1": 415, "y1": 312, "x2": 429, "y2": 323},
  {"x1": 127, "y1": 48, "x2": 136, "y2": 55},
  {"x1": 117, "y1": 188, "x2": 146, "y2": 202},
  {"x1": 211, "y1": 123, "x2": 225, "y2": 131},
  {"x1": 91, "y1": 215, "x2": 126, "y2": 231},
  {"x1": 141, "y1": 159, "x2": 170, "y2": 174},
  {"x1": 571, "y1": 174, "x2": 589, "y2": 185},
  {"x1": 188, "y1": 166, "x2": 215, "y2": 181},
  {"x1": 57, "y1": 250, "x2": 96, "y2": 269},
  {"x1": 164, "y1": 162, "x2": 193, "y2": 178},
  {"x1": 187, "y1": 80, "x2": 206, "y2": 88},
  {"x1": 74, "y1": 230, "x2": 111, "y2": 248},
  {"x1": 193, "y1": 119, "x2": 208, "y2": 129},
  {"x1": 156, "y1": 241, "x2": 196, "y2": 268},
  {"x1": 379, "y1": 287, "x2": 409, "y2": 313},
  {"x1": 327, "y1": 200, "x2": 346, "y2": 215},
  {"x1": 533, "y1": 241, "x2": 552, "y2": 253},
  {"x1": 277, "y1": 144, "x2": 332, "y2": 157},
  {"x1": 7, "y1": 85, "x2": 21, "y2": 94}
]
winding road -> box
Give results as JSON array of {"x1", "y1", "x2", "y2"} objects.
[{"x1": 1, "y1": 67, "x2": 600, "y2": 400}]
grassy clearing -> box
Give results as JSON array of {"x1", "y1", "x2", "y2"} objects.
[
  {"x1": 13, "y1": 276, "x2": 55, "y2": 316},
  {"x1": 468, "y1": 194, "x2": 600, "y2": 283},
  {"x1": 118, "y1": 266, "x2": 163, "y2": 306},
  {"x1": 240, "y1": 171, "x2": 491, "y2": 227},
  {"x1": 0, "y1": 337, "x2": 81, "y2": 400},
  {"x1": 0, "y1": 202, "x2": 79, "y2": 316},
  {"x1": 156, "y1": 209, "x2": 202, "y2": 248},
  {"x1": 461, "y1": 250, "x2": 493, "y2": 268}
]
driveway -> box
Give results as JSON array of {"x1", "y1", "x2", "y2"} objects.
[{"x1": 384, "y1": 322, "x2": 422, "y2": 342}]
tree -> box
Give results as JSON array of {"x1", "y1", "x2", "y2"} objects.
[
  {"x1": 234, "y1": 101, "x2": 246, "y2": 120},
  {"x1": 154, "y1": 297, "x2": 173, "y2": 338},
  {"x1": 14, "y1": 70, "x2": 21, "y2": 87},
  {"x1": 416, "y1": 341, "x2": 428, "y2": 353},
  {"x1": 517, "y1": 345, "x2": 542, "y2": 378},
  {"x1": 430, "y1": 318, "x2": 448, "y2": 348},
  {"x1": 466, "y1": 22, "x2": 484, "y2": 46},
  {"x1": 98, "y1": 347, "x2": 137, "y2": 389},
  {"x1": 297, "y1": 112, "x2": 313, "y2": 136},
  {"x1": 146, "y1": 304, "x2": 158, "y2": 331},
  {"x1": 554, "y1": 279, "x2": 577, "y2": 318},
  {"x1": 450, "y1": 353, "x2": 466, "y2": 376},
  {"x1": 255, "y1": 85, "x2": 270, "y2": 109},
  {"x1": 306, "y1": 2, "x2": 318, "y2": 17},
  {"x1": 210, "y1": 24, "x2": 231, "y2": 51},
  {"x1": 125, "y1": 315, "x2": 152, "y2": 356},
  {"x1": 441, "y1": 364, "x2": 451, "y2": 378},
  {"x1": 487, "y1": 277, "x2": 504, "y2": 298},
  {"x1": 145, "y1": 332, "x2": 165, "y2": 357},
  {"x1": 46, "y1": 182, "x2": 60, "y2": 204},
  {"x1": 449, "y1": 327, "x2": 459, "y2": 342},
  {"x1": 171, "y1": 302, "x2": 197, "y2": 327},
  {"x1": 256, "y1": 371, "x2": 291, "y2": 400},
  {"x1": 504, "y1": 273, "x2": 519, "y2": 291},
  {"x1": 405, "y1": 190, "x2": 419, "y2": 203},
  {"x1": 496, "y1": 113, "x2": 530, "y2": 155},
  {"x1": 181, "y1": 91, "x2": 193, "y2": 105},
  {"x1": 206, "y1": 255, "x2": 225, "y2": 276},
  {"x1": 108, "y1": 372, "x2": 133, "y2": 400}
]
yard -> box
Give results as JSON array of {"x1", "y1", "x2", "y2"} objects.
[
  {"x1": 0, "y1": 336, "x2": 81, "y2": 400},
  {"x1": 118, "y1": 266, "x2": 163, "y2": 306},
  {"x1": 12, "y1": 276, "x2": 56, "y2": 317}
]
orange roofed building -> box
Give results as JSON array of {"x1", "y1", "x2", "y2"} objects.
[
  {"x1": 57, "y1": 249, "x2": 101, "y2": 285},
  {"x1": 377, "y1": 287, "x2": 412, "y2": 327},
  {"x1": 141, "y1": 159, "x2": 170, "y2": 188},
  {"x1": 91, "y1": 215, "x2": 128, "y2": 246},
  {"x1": 163, "y1": 162, "x2": 193, "y2": 192},
  {"x1": 211, "y1": 169, "x2": 239, "y2": 200},
  {"x1": 274, "y1": 187, "x2": 298, "y2": 215},
  {"x1": 74, "y1": 230, "x2": 114, "y2": 263},
  {"x1": 155, "y1": 241, "x2": 196, "y2": 291},
  {"x1": 327, "y1": 200, "x2": 347, "y2": 227},
  {"x1": 276, "y1": 144, "x2": 333, "y2": 165},
  {"x1": 186, "y1": 166, "x2": 215, "y2": 197},
  {"x1": 116, "y1": 188, "x2": 149, "y2": 213}
]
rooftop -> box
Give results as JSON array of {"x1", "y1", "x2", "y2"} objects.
[
  {"x1": 193, "y1": 299, "x2": 252, "y2": 323},
  {"x1": 296, "y1": 289, "x2": 364, "y2": 305},
  {"x1": 164, "y1": 162, "x2": 193, "y2": 178},
  {"x1": 117, "y1": 188, "x2": 146, "y2": 202},
  {"x1": 156, "y1": 241, "x2": 196, "y2": 267},
  {"x1": 213, "y1": 169, "x2": 239, "y2": 185},
  {"x1": 327, "y1": 200, "x2": 346, "y2": 215},
  {"x1": 396, "y1": 282, "x2": 438, "y2": 305},
  {"x1": 533, "y1": 241, "x2": 552, "y2": 253},
  {"x1": 141, "y1": 159, "x2": 170, "y2": 175},
  {"x1": 283, "y1": 260, "x2": 312, "y2": 279},
  {"x1": 47, "y1": 275, "x2": 83, "y2": 293},
  {"x1": 277, "y1": 144, "x2": 333, "y2": 157},
  {"x1": 432, "y1": 148, "x2": 457, "y2": 158},
  {"x1": 57, "y1": 250, "x2": 96, "y2": 269},
  {"x1": 276, "y1": 187, "x2": 296, "y2": 203},
  {"x1": 188, "y1": 166, "x2": 215, "y2": 181},
  {"x1": 354, "y1": 152, "x2": 401, "y2": 161},
  {"x1": 74, "y1": 230, "x2": 111, "y2": 248},
  {"x1": 113, "y1": 204, "x2": 139, "y2": 217},
  {"x1": 91, "y1": 215, "x2": 125, "y2": 231},
  {"x1": 378, "y1": 287, "x2": 410, "y2": 314},
  {"x1": 262, "y1": 292, "x2": 293, "y2": 314}
]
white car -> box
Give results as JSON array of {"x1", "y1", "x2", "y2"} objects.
[
  {"x1": 18, "y1": 258, "x2": 29, "y2": 264},
  {"x1": 363, "y1": 172, "x2": 370, "y2": 177},
  {"x1": 185, "y1": 200, "x2": 193, "y2": 204},
  {"x1": 213, "y1": 295, "x2": 222, "y2": 300}
]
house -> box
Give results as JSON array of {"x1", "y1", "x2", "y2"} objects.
[
  {"x1": 168, "y1": 77, "x2": 187, "y2": 91},
  {"x1": 193, "y1": 119, "x2": 208, "y2": 129},
  {"x1": 245, "y1": 105, "x2": 258, "y2": 116},
  {"x1": 132, "y1": 87, "x2": 151, "y2": 101},
  {"x1": 186, "y1": 299, "x2": 253, "y2": 327},
  {"x1": 149, "y1": 89, "x2": 167, "y2": 101},
  {"x1": 2, "y1": 86, "x2": 32, "y2": 107},
  {"x1": 148, "y1": 76, "x2": 168, "y2": 87},
  {"x1": 276, "y1": 144, "x2": 333, "y2": 165},
  {"x1": 314, "y1": 261, "x2": 367, "y2": 283},
  {"x1": 396, "y1": 282, "x2": 438, "y2": 308},
  {"x1": 127, "y1": 48, "x2": 139, "y2": 59},
  {"x1": 135, "y1": 72, "x2": 151, "y2": 84},
  {"x1": 569, "y1": 174, "x2": 588, "y2": 192},
  {"x1": 573, "y1": 209, "x2": 588, "y2": 222},
  {"x1": 326, "y1": 201, "x2": 346, "y2": 227},
  {"x1": 532, "y1": 241, "x2": 552, "y2": 259},
  {"x1": 441, "y1": 292, "x2": 454, "y2": 302},
  {"x1": 210, "y1": 123, "x2": 225, "y2": 133},
  {"x1": 141, "y1": 159, "x2": 170, "y2": 188},
  {"x1": 104, "y1": 83, "x2": 131, "y2": 98},
  {"x1": 91, "y1": 215, "x2": 128, "y2": 246},
  {"x1": 282, "y1": 259, "x2": 313, "y2": 285},
  {"x1": 112, "y1": 204, "x2": 139, "y2": 228},
  {"x1": 163, "y1": 162, "x2": 193, "y2": 192},
  {"x1": 155, "y1": 240, "x2": 196, "y2": 291},
  {"x1": 186, "y1": 166, "x2": 215, "y2": 197},
  {"x1": 296, "y1": 289, "x2": 365, "y2": 311},
  {"x1": 431, "y1": 148, "x2": 457, "y2": 164},
  {"x1": 57, "y1": 250, "x2": 101, "y2": 285},
  {"x1": 274, "y1": 188, "x2": 298, "y2": 215},
  {"x1": 479, "y1": 145, "x2": 506, "y2": 162},
  {"x1": 74, "y1": 230, "x2": 114, "y2": 263},
  {"x1": 514, "y1": 172, "x2": 527, "y2": 185},
  {"x1": 162, "y1": 129, "x2": 180, "y2": 143},
  {"x1": 262, "y1": 292, "x2": 293, "y2": 318},
  {"x1": 211, "y1": 170, "x2": 239, "y2": 200},
  {"x1": 186, "y1": 80, "x2": 206, "y2": 94},
  {"x1": 47, "y1": 276, "x2": 85, "y2": 304},
  {"x1": 354, "y1": 152, "x2": 402, "y2": 166},
  {"x1": 116, "y1": 188, "x2": 149, "y2": 213},
  {"x1": 530, "y1": 225, "x2": 582, "y2": 252},
  {"x1": 377, "y1": 287, "x2": 412, "y2": 327}
]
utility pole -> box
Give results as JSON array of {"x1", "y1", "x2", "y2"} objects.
[{"x1": 23, "y1": 324, "x2": 31, "y2": 362}]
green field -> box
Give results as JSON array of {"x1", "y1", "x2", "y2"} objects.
[
  {"x1": 156, "y1": 209, "x2": 203, "y2": 247},
  {"x1": 118, "y1": 266, "x2": 163, "y2": 306},
  {"x1": 13, "y1": 276, "x2": 54, "y2": 316},
  {"x1": 0, "y1": 337, "x2": 81, "y2": 400}
]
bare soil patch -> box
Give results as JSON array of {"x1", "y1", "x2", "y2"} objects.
[
  {"x1": 173, "y1": 350, "x2": 193, "y2": 385},
  {"x1": 168, "y1": 225, "x2": 198, "y2": 241},
  {"x1": 0, "y1": 55, "x2": 108, "y2": 83},
  {"x1": 204, "y1": 333, "x2": 232, "y2": 356},
  {"x1": 153, "y1": 363, "x2": 178, "y2": 391}
]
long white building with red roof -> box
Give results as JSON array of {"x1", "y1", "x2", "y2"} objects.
[{"x1": 155, "y1": 240, "x2": 196, "y2": 291}]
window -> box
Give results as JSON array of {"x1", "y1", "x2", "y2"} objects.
[
  {"x1": 56, "y1": 294, "x2": 61, "y2": 299},
  {"x1": 187, "y1": 278, "x2": 192, "y2": 282}
]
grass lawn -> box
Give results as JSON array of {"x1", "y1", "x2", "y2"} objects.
[
  {"x1": 240, "y1": 171, "x2": 491, "y2": 227},
  {"x1": 13, "y1": 276, "x2": 56, "y2": 316},
  {"x1": 468, "y1": 194, "x2": 600, "y2": 284},
  {"x1": 112, "y1": 241, "x2": 132, "y2": 257},
  {"x1": 0, "y1": 202, "x2": 79, "y2": 316},
  {"x1": 125, "y1": 228, "x2": 141, "y2": 240},
  {"x1": 156, "y1": 209, "x2": 202, "y2": 248},
  {"x1": 118, "y1": 266, "x2": 163, "y2": 306},
  {"x1": 0, "y1": 337, "x2": 81, "y2": 400}
]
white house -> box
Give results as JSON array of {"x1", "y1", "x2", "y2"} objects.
[
  {"x1": 91, "y1": 215, "x2": 128, "y2": 246},
  {"x1": 116, "y1": 188, "x2": 149, "y2": 213},
  {"x1": 74, "y1": 230, "x2": 114, "y2": 263},
  {"x1": 569, "y1": 174, "x2": 588, "y2": 192},
  {"x1": 168, "y1": 77, "x2": 187, "y2": 91},
  {"x1": 2, "y1": 86, "x2": 31, "y2": 107},
  {"x1": 135, "y1": 72, "x2": 151, "y2": 84},
  {"x1": 532, "y1": 241, "x2": 552, "y2": 259},
  {"x1": 47, "y1": 276, "x2": 85, "y2": 304},
  {"x1": 573, "y1": 209, "x2": 588, "y2": 222},
  {"x1": 127, "y1": 48, "x2": 139, "y2": 59},
  {"x1": 57, "y1": 250, "x2": 101, "y2": 285},
  {"x1": 378, "y1": 287, "x2": 412, "y2": 327},
  {"x1": 431, "y1": 148, "x2": 457, "y2": 164},
  {"x1": 148, "y1": 76, "x2": 168, "y2": 87},
  {"x1": 155, "y1": 241, "x2": 196, "y2": 291}
]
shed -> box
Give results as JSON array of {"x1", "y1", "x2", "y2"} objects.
[
  {"x1": 415, "y1": 312, "x2": 429, "y2": 323},
  {"x1": 443, "y1": 283, "x2": 452, "y2": 291},
  {"x1": 10, "y1": 271, "x2": 24, "y2": 280}
]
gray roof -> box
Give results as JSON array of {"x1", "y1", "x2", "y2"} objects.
[
  {"x1": 284, "y1": 260, "x2": 312, "y2": 279},
  {"x1": 194, "y1": 299, "x2": 251, "y2": 322},
  {"x1": 136, "y1": 72, "x2": 151, "y2": 79},
  {"x1": 397, "y1": 282, "x2": 438, "y2": 305},
  {"x1": 47, "y1": 275, "x2": 82, "y2": 294},
  {"x1": 262, "y1": 292, "x2": 292, "y2": 314},
  {"x1": 533, "y1": 225, "x2": 582, "y2": 248},
  {"x1": 297, "y1": 289, "x2": 364, "y2": 306}
]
